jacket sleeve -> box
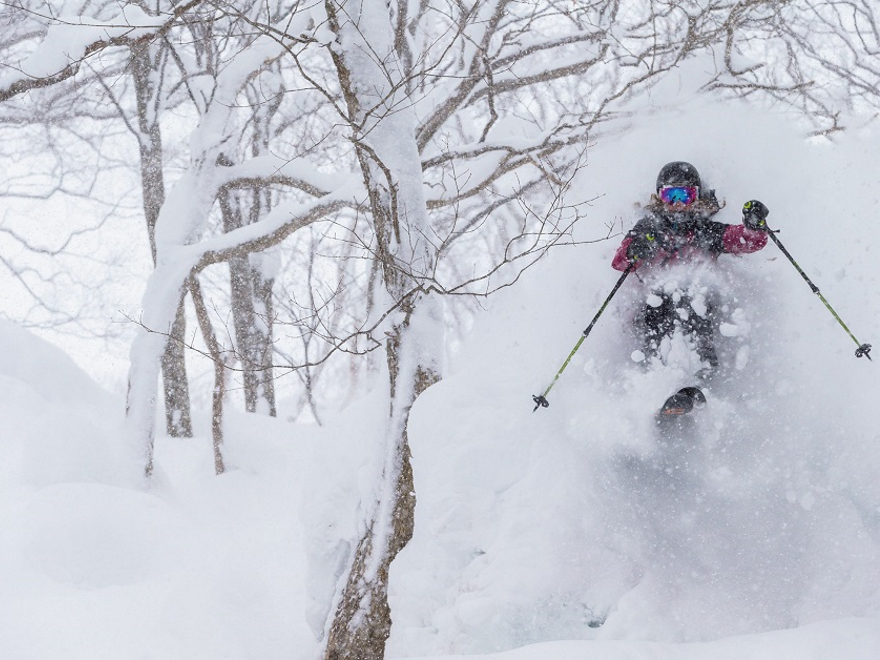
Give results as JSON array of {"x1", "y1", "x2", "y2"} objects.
[
  {"x1": 612, "y1": 217, "x2": 655, "y2": 271},
  {"x1": 721, "y1": 225, "x2": 768, "y2": 254},
  {"x1": 612, "y1": 236, "x2": 635, "y2": 271}
]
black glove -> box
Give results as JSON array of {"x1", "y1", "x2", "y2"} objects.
[
  {"x1": 742, "y1": 200, "x2": 769, "y2": 231},
  {"x1": 626, "y1": 230, "x2": 660, "y2": 263}
]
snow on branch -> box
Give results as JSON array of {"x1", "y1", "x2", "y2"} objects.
[
  {"x1": 191, "y1": 190, "x2": 358, "y2": 273},
  {"x1": 217, "y1": 155, "x2": 347, "y2": 198},
  {"x1": 0, "y1": 0, "x2": 204, "y2": 102}
]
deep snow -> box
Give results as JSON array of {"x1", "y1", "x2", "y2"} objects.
[
  {"x1": 387, "y1": 101, "x2": 880, "y2": 656},
  {"x1": 2, "y1": 100, "x2": 880, "y2": 659}
]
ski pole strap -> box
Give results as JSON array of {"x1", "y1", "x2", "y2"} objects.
[
  {"x1": 532, "y1": 264, "x2": 633, "y2": 411},
  {"x1": 768, "y1": 231, "x2": 871, "y2": 360}
]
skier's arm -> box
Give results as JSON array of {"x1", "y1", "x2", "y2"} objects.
[
  {"x1": 612, "y1": 218, "x2": 660, "y2": 271},
  {"x1": 694, "y1": 218, "x2": 768, "y2": 255},
  {"x1": 612, "y1": 237, "x2": 636, "y2": 271},
  {"x1": 721, "y1": 224, "x2": 768, "y2": 254}
]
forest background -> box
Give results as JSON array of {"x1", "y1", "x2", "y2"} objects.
[{"x1": 1, "y1": 2, "x2": 879, "y2": 658}]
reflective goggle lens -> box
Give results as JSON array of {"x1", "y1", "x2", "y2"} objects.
[{"x1": 659, "y1": 186, "x2": 698, "y2": 205}]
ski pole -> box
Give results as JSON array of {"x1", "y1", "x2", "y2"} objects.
[
  {"x1": 766, "y1": 223, "x2": 871, "y2": 361},
  {"x1": 532, "y1": 263, "x2": 634, "y2": 411}
]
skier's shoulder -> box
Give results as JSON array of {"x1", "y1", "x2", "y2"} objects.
[{"x1": 689, "y1": 191, "x2": 728, "y2": 237}]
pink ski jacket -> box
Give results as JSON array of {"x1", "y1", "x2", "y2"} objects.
[{"x1": 612, "y1": 207, "x2": 768, "y2": 272}]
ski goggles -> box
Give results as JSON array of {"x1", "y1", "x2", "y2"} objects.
[{"x1": 658, "y1": 185, "x2": 699, "y2": 205}]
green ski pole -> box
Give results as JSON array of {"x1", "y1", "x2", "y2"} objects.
[
  {"x1": 742, "y1": 200, "x2": 870, "y2": 360},
  {"x1": 766, "y1": 228, "x2": 871, "y2": 360},
  {"x1": 533, "y1": 263, "x2": 634, "y2": 411}
]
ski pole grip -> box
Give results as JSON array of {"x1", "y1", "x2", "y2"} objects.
[{"x1": 532, "y1": 394, "x2": 550, "y2": 412}]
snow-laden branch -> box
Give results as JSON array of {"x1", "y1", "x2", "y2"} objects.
[
  {"x1": 191, "y1": 187, "x2": 359, "y2": 271},
  {"x1": 128, "y1": 182, "x2": 358, "y2": 475},
  {"x1": 218, "y1": 154, "x2": 347, "y2": 198},
  {"x1": 0, "y1": 0, "x2": 204, "y2": 102}
]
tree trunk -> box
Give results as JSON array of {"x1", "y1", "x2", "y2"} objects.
[
  {"x1": 160, "y1": 293, "x2": 194, "y2": 437},
  {"x1": 322, "y1": 1, "x2": 441, "y2": 655},
  {"x1": 253, "y1": 265, "x2": 277, "y2": 416},
  {"x1": 219, "y1": 181, "x2": 277, "y2": 416},
  {"x1": 189, "y1": 277, "x2": 226, "y2": 475},
  {"x1": 324, "y1": 307, "x2": 438, "y2": 660},
  {"x1": 131, "y1": 40, "x2": 193, "y2": 438}
]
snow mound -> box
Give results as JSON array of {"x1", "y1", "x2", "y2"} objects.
[
  {"x1": 0, "y1": 322, "x2": 316, "y2": 658},
  {"x1": 0, "y1": 320, "x2": 133, "y2": 489},
  {"x1": 0, "y1": 320, "x2": 115, "y2": 406}
]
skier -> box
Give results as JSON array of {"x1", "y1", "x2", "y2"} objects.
[
  {"x1": 612, "y1": 161, "x2": 769, "y2": 375},
  {"x1": 532, "y1": 161, "x2": 865, "y2": 415}
]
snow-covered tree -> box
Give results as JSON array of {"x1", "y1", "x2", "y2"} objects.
[{"x1": 0, "y1": 0, "x2": 200, "y2": 435}]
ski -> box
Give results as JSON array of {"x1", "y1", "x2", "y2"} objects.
[{"x1": 657, "y1": 386, "x2": 706, "y2": 417}]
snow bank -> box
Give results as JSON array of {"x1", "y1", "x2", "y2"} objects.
[
  {"x1": 0, "y1": 320, "x2": 131, "y2": 489},
  {"x1": 0, "y1": 322, "x2": 317, "y2": 658}
]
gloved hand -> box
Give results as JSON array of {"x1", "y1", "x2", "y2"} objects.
[
  {"x1": 742, "y1": 200, "x2": 769, "y2": 231},
  {"x1": 626, "y1": 230, "x2": 660, "y2": 263}
]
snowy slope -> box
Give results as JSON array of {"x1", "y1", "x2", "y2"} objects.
[
  {"x1": 1, "y1": 99, "x2": 879, "y2": 659},
  {"x1": 405, "y1": 616, "x2": 880, "y2": 660},
  {"x1": 386, "y1": 101, "x2": 880, "y2": 656},
  {"x1": 0, "y1": 321, "x2": 319, "y2": 658}
]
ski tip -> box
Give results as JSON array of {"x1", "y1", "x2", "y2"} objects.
[
  {"x1": 659, "y1": 406, "x2": 690, "y2": 417},
  {"x1": 658, "y1": 386, "x2": 706, "y2": 417},
  {"x1": 678, "y1": 386, "x2": 706, "y2": 405}
]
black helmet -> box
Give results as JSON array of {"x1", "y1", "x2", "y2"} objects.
[{"x1": 656, "y1": 161, "x2": 701, "y2": 191}]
